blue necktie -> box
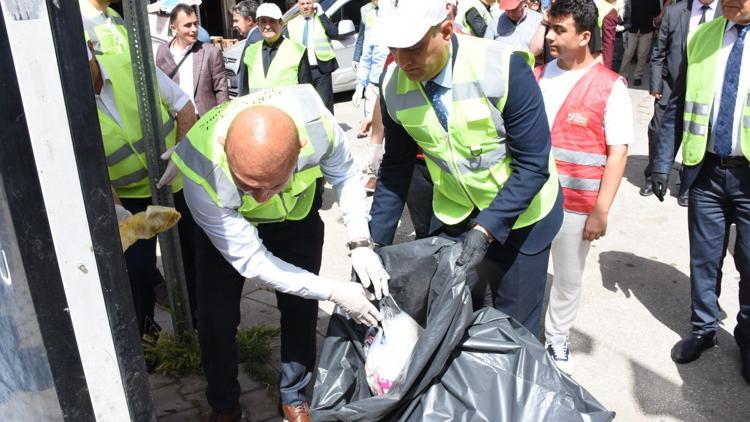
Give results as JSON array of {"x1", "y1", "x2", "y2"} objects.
[
  {"x1": 714, "y1": 24, "x2": 748, "y2": 157},
  {"x1": 302, "y1": 18, "x2": 310, "y2": 46},
  {"x1": 424, "y1": 81, "x2": 449, "y2": 131}
]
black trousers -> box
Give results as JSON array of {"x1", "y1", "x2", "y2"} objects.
[
  {"x1": 406, "y1": 161, "x2": 434, "y2": 239},
  {"x1": 311, "y1": 66, "x2": 334, "y2": 114},
  {"x1": 687, "y1": 156, "x2": 750, "y2": 344},
  {"x1": 120, "y1": 191, "x2": 198, "y2": 336},
  {"x1": 196, "y1": 184, "x2": 324, "y2": 413}
]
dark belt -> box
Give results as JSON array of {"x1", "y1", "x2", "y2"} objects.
[{"x1": 706, "y1": 152, "x2": 750, "y2": 168}]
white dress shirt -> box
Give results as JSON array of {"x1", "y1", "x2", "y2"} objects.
[
  {"x1": 169, "y1": 41, "x2": 195, "y2": 105},
  {"x1": 707, "y1": 21, "x2": 750, "y2": 157},
  {"x1": 183, "y1": 123, "x2": 370, "y2": 301},
  {"x1": 96, "y1": 65, "x2": 189, "y2": 127},
  {"x1": 689, "y1": 0, "x2": 719, "y2": 31}
]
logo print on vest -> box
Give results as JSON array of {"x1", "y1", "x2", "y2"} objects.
[{"x1": 566, "y1": 112, "x2": 588, "y2": 126}]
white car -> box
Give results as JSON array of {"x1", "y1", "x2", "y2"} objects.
[{"x1": 224, "y1": 0, "x2": 368, "y2": 97}]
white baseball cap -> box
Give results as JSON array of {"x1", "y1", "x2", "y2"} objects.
[
  {"x1": 256, "y1": 2, "x2": 283, "y2": 20},
  {"x1": 375, "y1": 0, "x2": 448, "y2": 48}
]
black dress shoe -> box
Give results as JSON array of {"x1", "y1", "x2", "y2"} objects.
[
  {"x1": 677, "y1": 191, "x2": 689, "y2": 207},
  {"x1": 639, "y1": 182, "x2": 653, "y2": 196},
  {"x1": 634, "y1": 78, "x2": 643, "y2": 86},
  {"x1": 671, "y1": 332, "x2": 717, "y2": 364},
  {"x1": 734, "y1": 326, "x2": 750, "y2": 385}
]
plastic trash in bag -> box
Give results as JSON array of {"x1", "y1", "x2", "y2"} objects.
[
  {"x1": 364, "y1": 296, "x2": 423, "y2": 396},
  {"x1": 312, "y1": 237, "x2": 615, "y2": 421}
]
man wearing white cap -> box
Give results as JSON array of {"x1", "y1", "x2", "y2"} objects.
[
  {"x1": 370, "y1": 0, "x2": 563, "y2": 336},
  {"x1": 241, "y1": 2, "x2": 312, "y2": 92}
]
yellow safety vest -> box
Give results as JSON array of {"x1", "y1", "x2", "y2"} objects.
[
  {"x1": 243, "y1": 38, "x2": 306, "y2": 91},
  {"x1": 79, "y1": 0, "x2": 129, "y2": 55},
  {"x1": 287, "y1": 14, "x2": 336, "y2": 62},
  {"x1": 96, "y1": 53, "x2": 181, "y2": 198},
  {"x1": 171, "y1": 85, "x2": 335, "y2": 224},
  {"x1": 456, "y1": 0, "x2": 493, "y2": 37},
  {"x1": 682, "y1": 17, "x2": 750, "y2": 165},
  {"x1": 381, "y1": 35, "x2": 558, "y2": 227}
]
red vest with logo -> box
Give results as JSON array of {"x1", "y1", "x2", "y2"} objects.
[{"x1": 534, "y1": 63, "x2": 621, "y2": 214}]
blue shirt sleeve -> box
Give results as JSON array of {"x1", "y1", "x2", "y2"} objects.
[{"x1": 474, "y1": 52, "x2": 553, "y2": 244}]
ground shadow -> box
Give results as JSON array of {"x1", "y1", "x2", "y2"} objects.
[{"x1": 599, "y1": 251, "x2": 750, "y2": 420}]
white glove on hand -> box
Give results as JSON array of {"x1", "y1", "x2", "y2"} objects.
[
  {"x1": 352, "y1": 61, "x2": 359, "y2": 72},
  {"x1": 351, "y1": 247, "x2": 390, "y2": 300},
  {"x1": 314, "y1": 2, "x2": 323, "y2": 14},
  {"x1": 156, "y1": 145, "x2": 180, "y2": 189},
  {"x1": 352, "y1": 84, "x2": 364, "y2": 108},
  {"x1": 330, "y1": 283, "x2": 381, "y2": 326},
  {"x1": 114, "y1": 204, "x2": 132, "y2": 223}
]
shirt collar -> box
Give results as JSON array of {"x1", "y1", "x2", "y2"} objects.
[
  {"x1": 264, "y1": 36, "x2": 284, "y2": 49},
  {"x1": 694, "y1": 0, "x2": 717, "y2": 12},
  {"x1": 427, "y1": 44, "x2": 453, "y2": 90}
]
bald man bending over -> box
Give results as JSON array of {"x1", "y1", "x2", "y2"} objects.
[{"x1": 171, "y1": 84, "x2": 387, "y2": 422}]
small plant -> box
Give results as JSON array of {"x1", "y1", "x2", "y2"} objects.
[
  {"x1": 142, "y1": 332, "x2": 201, "y2": 376},
  {"x1": 236, "y1": 326, "x2": 280, "y2": 389}
]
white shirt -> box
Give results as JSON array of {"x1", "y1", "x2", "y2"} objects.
[
  {"x1": 183, "y1": 123, "x2": 370, "y2": 301},
  {"x1": 303, "y1": 16, "x2": 318, "y2": 67},
  {"x1": 689, "y1": 0, "x2": 719, "y2": 31},
  {"x1": 169, "y1": 41, "x2": 195, "y2": 105},
  {"x1": 707, "y1": 21, "x2": 750, "y2": 157},
  {"x1": 538, "y1": 60, "x2": 633, "y2": 146},
  {"x1": 96, "y1": 65, "x2": 189, "y2": 127}
]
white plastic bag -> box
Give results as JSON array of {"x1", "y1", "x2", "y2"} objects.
[{"x1": 364, "y1": 296, "x2": 423, "y2": 396}]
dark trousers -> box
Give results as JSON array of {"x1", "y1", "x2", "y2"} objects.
[
  {"x1": 687, "y1": 156, "x2": 750, "y2": 343},
  {"x1": 196, "y1": 186, "x2": 324, "y2": 413},
  {"x1": 311, "y1": 66, "x2": 334, "y2": 114},
  {"x1": 438, "y1": 228, "x2": 550, "y2": 337},
  {"x1": 406, "y1": 161, "x2": 434, "y2": 239},
  {"x1": 121, "y1": 191, "x2": 197, "y2": 336}
]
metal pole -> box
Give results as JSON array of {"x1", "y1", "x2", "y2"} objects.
[{"x1": 121, "y1": 0, "x2": 195, "y2": 341}]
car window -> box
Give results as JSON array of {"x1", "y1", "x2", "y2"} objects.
[{"x1": 325, "y1": 0, "x2": 368, "y2": 29}]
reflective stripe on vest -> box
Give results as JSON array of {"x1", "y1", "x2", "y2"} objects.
[
  {"x1": 539, "y1": 62, "x2": 619, "y2": 214},
  {"x1": 80, "y1": 5, "x2": 129, "y2": 55},
  {"x1": 287, "y1": 15, "x2": 336, "y2": 62},
  {"x1": 456, "y1": 0, "x2": 493, "y2": 37},
  {"x1": 382, "y1": 35, "x2": 558, "y2": 227},
  {"x1": 244, "y1": 38, "x2": 305, "y2": 91},
  {"x1": 171, "y1": 85, "x2": 333, "y2": 223},
  {"x1": 683, "y1": 17, "x2": 750, "y2": 164},
  {"x1": 96, "y1": 53, "x2": 180, "y2": 198}
]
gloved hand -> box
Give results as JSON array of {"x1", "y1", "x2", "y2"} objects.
[
  {"x1": 114, "y1": 204, "x2": 132, "y2": 223},
  {"x1": 351, "y1": 247, "x2": 390, "y2": 300},
  {"x1": 156, "y1": 145, "x2": 180, "y2": 189},
  {"x1": 352, "y1": 84, "x2": 364, "y2": 107},
  {"x1": 314, "y1": 2, "x2": 323, "y2": 15},
  {"x1": 329, "y1": 283, "x2": 382, "y2": 326},
  {"x1": 651, "y1": 172, "x2": 669, "y2": 202},
  {"x1": 455, "y1": 226, "x2": 492, "y2": 272},
  {"x1": 352, "y1": 61, "x2": 359, "y2": 72}
]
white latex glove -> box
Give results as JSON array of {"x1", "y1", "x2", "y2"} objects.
[
  {"x1": 314, "y1": 2, "x2": 323, "y2": 15},
  {"x1": 351, "y1": 247, "x2": 390, "y2": 300},
  {"x1": 352, "y1": 84, "x2": 364, "y2": 108},
  {"x1": 352, "y1": 61, "x2": 359, "y2": 72},
  {"x1": 156, "y1": 145, "x2": 180, "y2": 189},
  {"x1": 114, "y1": 204, "x2": 132, "y2": 223},
  {"x1": 330, "y1": 283, "x2": 382, "y2": 326}
]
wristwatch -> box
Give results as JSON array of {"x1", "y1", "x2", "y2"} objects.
[{"x1": 346, "y1": 238, "x2": 373, "y2": 250}]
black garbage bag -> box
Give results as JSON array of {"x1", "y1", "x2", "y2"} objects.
[{"x1": 311, "y1": 237, "x2": 614, "y2": 421}]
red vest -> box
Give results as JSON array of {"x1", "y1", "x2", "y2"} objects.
[{"x1": 534, "y1": 63, "x2": 621, "y2": 214}]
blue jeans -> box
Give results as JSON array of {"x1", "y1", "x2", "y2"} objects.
[{"x1": 688, "y1": 155, "x2": 750, "y2": 342}]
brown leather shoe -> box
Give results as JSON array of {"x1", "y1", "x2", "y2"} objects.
[
  {"x1": 202, "y1": 404, "x2": 242, "y2": 422},
  {"x1": 281, "y1": 402, "x2": 311, "y2": 422}
]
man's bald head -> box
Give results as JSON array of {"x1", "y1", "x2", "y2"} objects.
[{"x1": 225, "y1": 105, "x2": 301, "y2": 202}]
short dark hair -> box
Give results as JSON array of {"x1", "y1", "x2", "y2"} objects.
[
  {"x1": 232, "y1": 0, "x2": 260, "y2": 20},
  {"x1": 169, "y1": 4, "x2": 196, "y2": 25},
  {"x1": 549, "y1": 0, "x2": 598, "y2": 35}
]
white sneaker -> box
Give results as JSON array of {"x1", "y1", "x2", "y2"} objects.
[{"x1": 546, "y1": 338, "x2": 575, "y2": 375}]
